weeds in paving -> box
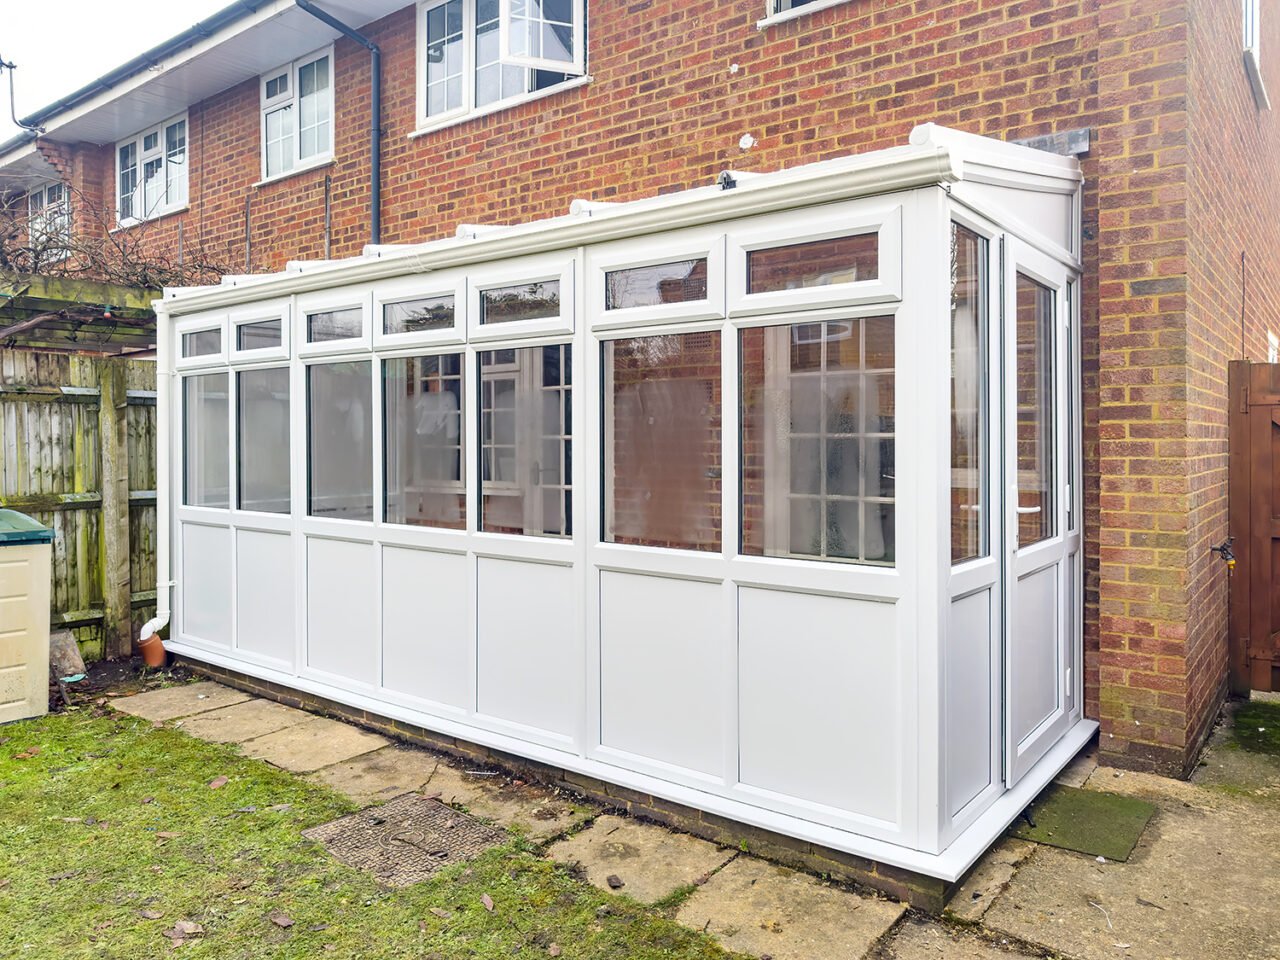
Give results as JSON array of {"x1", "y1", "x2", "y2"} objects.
[{"x1": 0, "y1": 709, "x2": 742, "y2": 959}]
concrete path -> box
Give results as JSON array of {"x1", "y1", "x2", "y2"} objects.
[{"x1": 111, "y1": 681, "x2": 1280, "y2": 960}]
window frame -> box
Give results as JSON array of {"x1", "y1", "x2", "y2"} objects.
[
  {"x1": 414, "y1": 0, "x2": 588, "y2": 134},
  {"x1": 373, "y1": 270, "x2": 468, "y2": 349},
  {"x1": 586, "y1": 229, "x2": 726, "y2": 331},
  {"x1": 467, "y1": 252, "x2": 575, "y2": 342},
  {"x1": 258, "y1": 46, "x2": 336, "y2": 183},
  {"x1": 296, "y1": 285, "x2": 373, "y2": 358},
  {"x1": 175, "y1": 314, "x2": 229, "y2": 370},
  {"x1": 757, "y1": 0, "x2": 854, "y2": 30},
  {"x1": 498, "y1": 0, "x2": 586, "y2": 74},
  {"x1": 26, "y1": 181, "x2": 72, "y2": 257},
  {"x1": 230, "y1": 298, "x2": 292, "y2": 362},
  {"x1": 115, "y1": 112, "x2": 189, "y2": 226}
]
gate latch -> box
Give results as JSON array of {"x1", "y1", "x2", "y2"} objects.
[{"x1": 1211, "y1": 537, "x2": 1236, "y2": 572}]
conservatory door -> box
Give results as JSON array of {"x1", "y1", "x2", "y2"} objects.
[{"x1": 1003, "y1": 240, "x2": 1072, "y2": 785}]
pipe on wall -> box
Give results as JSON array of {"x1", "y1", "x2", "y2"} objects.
[{"x1": 294, "y1": 0, "x2": 381, "y2": 245}]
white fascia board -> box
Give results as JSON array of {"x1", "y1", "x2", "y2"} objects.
[
  {"x1": 910, "y1": 122, "x2": 1084, "y2": 188},
  {"x1": 161, "y1": 143, "x2": 962, "y2": 315}
]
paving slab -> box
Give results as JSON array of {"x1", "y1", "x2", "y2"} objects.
[
  {"x1": 308, "y1": 746, "x2": 597, "y2": 840},
  {"x1": 110, "y1": 681, "x2": 251, "y2": 721},
  {"x1": 177, "y1": 698, "x2": 311, "y2": 743},
  {"x1": 945, "y1": 837, "x2": 1036, "y2": 922},
  {"x1": 1055, "y1": 739, "x2": 1099, "y2": 788},
  {"x1": 875, "y1": 917, "x2": 1041, "y2": 959},
  {"x1": 676, "y1": 855, "x2": 905, "y2": 960},
  {"x1": 239, "y1": 716, "x2": 391, "y2": 773},
  {"x1": 548, "y1": 815, "x2": 733, "y2": 904},
  {"x1": 983, "y1": 771, "x2": 1280, "y2": 960}
]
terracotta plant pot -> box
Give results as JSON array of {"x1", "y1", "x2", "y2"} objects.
[{"x1": 138, "y1": 633, "x2": 167, "y2": 668}]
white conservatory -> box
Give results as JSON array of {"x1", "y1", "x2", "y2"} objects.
[{"x1": 156, "y1": 123, "x2": 1095, "y2": 882}]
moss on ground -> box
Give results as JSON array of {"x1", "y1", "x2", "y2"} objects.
[
  {"x1": 0, "y1": 709, "x2": 738, "y2": 959},
  {"x1": 1227, "y1": 701, "x2": 1280, "y2": 756}
]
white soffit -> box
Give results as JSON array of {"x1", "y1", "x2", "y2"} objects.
[{"x1": 23, "y1": 0, "x2": 406, "y2": 147}]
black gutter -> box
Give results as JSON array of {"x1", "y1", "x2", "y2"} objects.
[
  {"x1": 0, "y1": 0, "x2": 272, "y2": 157},
  {"x1": 294, "y1": 0, "x2": 381, "y2": 245}
]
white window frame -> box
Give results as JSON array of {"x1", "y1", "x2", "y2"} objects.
[
  {"x1": 414, "y1": 0, "x2": 588, "y2": 134},
  {"x1": 467, "y1": 253, "x2": 575, "y2": 342},
  {"x1": 175, "y1": 314, "x2": 229, "y2": 371},
  {"x1": 26, "y1": 182, "x2": 71, "y2": 254},
  {"x1": 259, "y1": 46, "x2": 336, "y2": 183},
  {"x1": 116, "y1": 112, "x2": 189, "y2": 226},
  {"x1": 498, "y1": 0, "x2": 586, "y2": 74},
  {"x1": 1244, "y1": 0, "x2": 1271, "y2": 109},
  {"x1": 586, "y1": 229, "x2": 726, "y2": 331},
  {"x1": 230, "y1": 298, "x2": 292, "y2": 362},
  {"x1": 757, "y1": 0, "x2": 853, "y2": 30},
  {"x1": 727, "y1": 202, "x2": 903, "y2": 317},
  {"x1": 296, "y1": 286, "x2": 374, "y2": 358},
  {"x1": 373, "y1": 270, "x2": 468, "y2": 349}
]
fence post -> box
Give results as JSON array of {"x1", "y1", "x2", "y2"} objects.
[{"x1": 99, "y1": 360, "x2": 132, "y2": 659}]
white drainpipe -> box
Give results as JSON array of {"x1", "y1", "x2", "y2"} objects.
[{"x1": 141, "y1": 299, "x2": 173, "y2": 643}]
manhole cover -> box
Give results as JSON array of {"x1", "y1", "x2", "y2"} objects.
[{"x1": 302, "y1": 793, "x2": 505, "y2": 885}]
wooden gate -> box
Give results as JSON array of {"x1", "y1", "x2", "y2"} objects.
[{"x1": 1228, "y1": 360, "x2": 1280, "y2": 693}]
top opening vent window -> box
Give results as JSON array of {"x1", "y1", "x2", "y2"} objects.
[{"x1": 261, "y1": 49, "x2": 334, "y2": 180}]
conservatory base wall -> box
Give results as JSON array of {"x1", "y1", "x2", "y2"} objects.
[{"x1": 173, "y1": 648, "x2": 1096, "y2": 911}]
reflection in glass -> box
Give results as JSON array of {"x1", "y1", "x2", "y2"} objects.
[
  {"x1": 307, "y1": 307, "x2": 362, "y2": 342},
  {"x1": 605, "y1": 258, "x2": 708, "y2": 309},
  {"x1": 480, "y1": 280, "x2": 560, "y2": 324},
  {"x1": 1016, "y1": 274, "x2": 1056, "y2": 546},
  {"x1": 237, "y1": 368, "x2": 290, "y2": 513},
  {"x1": 184, "y1": 373, "x2": 229, "y2": 508},
  {"x1": 308, "y1": 361, "x2": 373, "y2": 520},
  {"x1": 479, "y1": 344, "x2": 571, "y2": 537},
  {"x1": 182, "y1": 328, "x2": 221, "y2": 357},
  {"x1": 383, "y1": 295, "x2": 455, "y2": 335},
  {"x1": 747, "y1": 233, "x2": 879, "y2": 293},
  {"x1": 741, "y1": 318, "x2": 895, "y2": 564},
  {"x1": 604, "y1": 332, "x2": 721, "y2": 551},
  {"x1": 237, "y1": 318, "x2": 282, "y2": 351},
  {"x1": 951, "y1": 224, "x2": 988, "y2": 563},
  {"x1": 384, "y1": 354, "x2": 464, "y2": 529}
]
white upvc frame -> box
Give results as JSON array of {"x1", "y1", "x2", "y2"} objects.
[
  {"x1": 586, "y1": 228, "x2": 726, "y2": 330},
  {"x1": 26, "y1": 181, "x2": 71, "y2": 249},
  {"x1": 498, "y1": 0, "x2": 587, "y2": 74},
  {"x1": 258, "y1": 46, "x2": 336, "y2": 183},
  {"x1": 727, "y1": 202, "x2": 903, "y2": 317},
  {"x1": 467, "y1": 252, "x2": 575, "y2": 342},
  {"x1": 373, "y1": 270, "x2": 468, "y2": 348},
  {"x1": 756, "y1": 0, "x2": 854, "y2": 30},
  {"x1": 414, "y1": 0, "x2": 588, "y2": 134},
  {"x1": 175, "y1": 313, "x2": 229, "y2": 370},
  {"x1": 230, "y1": 298, "x2": 291, "y2": 362},
  {"x1": 116, "y1": 112, "x2": 189, "y2": 227},
  {"x1": 296, "y1": 285, "x2": 374, "y2": 357}
]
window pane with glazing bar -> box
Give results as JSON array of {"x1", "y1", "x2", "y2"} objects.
[{"x1": 384, "y1": 353, "x2": 465, "y2": 529}]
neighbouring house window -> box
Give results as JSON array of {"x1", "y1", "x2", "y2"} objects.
[
  {"x1": 605, "y1": 259, "x2": 708, "y2": 309},
  {"x1": 765, "y1": 0, "x2": 851, "y2": 18},
  {"x1": 260, "y1": 49, "x2": 334, "y2": 179},
  {"x1": 182, "y1": 329, "x2": 222, "y2": 358},
  {"x1": 238, "y1": 368, "x2": 290, "y2": 513},
  {"x1": 1268, "y1": 330, "x2": 1279, "y2": 362},
  {"x1": 308, "y1": 361, "x2": 373, "y2": 520},
  {"x1": 604, "y1": 332, "x2": 721, "y2": 551},
  {"x1": 116, "y1": 114, "x2": 187, "y2": 224},
  {"x1": 238, "y1": 319, "x2": 282, "y2": 350},
  {"x1": 1015, "y1": 274, "x2": 1056, "y2": 547},
  {"x1": 27, "y1": 183, "x2": 71, "y2": 256},
  {"x1": 1245, "y1": 0, "x2": 1261, "y2": 52},
  {"x1": 479, "y1": 344, "x2": 571, "y2": 537},
  {"x1": 184, "y1": 373, "x2": 229, "y2": 508},
  {"x1": 741, "y1": 318, "x2": 895, "y2": 564},
  {"x1": 418, "y1": 0, "x2": 585, "y2": 126},
  {"x1": 307, "y1": 307, "x2": 363, "y2": 343},
  {"x1": 384, "y1": 353, "x2": 465, "y2": 529},
  {"x1": 747, "y1": 234, "x2": 878, "y2": 293},
  {"x1": 951, "y1": 225, "x2": 988, "y2": 564}
]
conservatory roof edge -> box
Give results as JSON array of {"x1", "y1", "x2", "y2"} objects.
[{"x1": 161, "y1": 141, "x2": 962, "y2": 314}]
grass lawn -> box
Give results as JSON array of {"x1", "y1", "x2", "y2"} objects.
[{"x1": 0, "y1": 706, "x2": 738, "y2": 959}]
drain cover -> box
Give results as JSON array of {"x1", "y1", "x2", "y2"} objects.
[{"x1": 302, "y1": 793, "x2": 505, "y2": 885}]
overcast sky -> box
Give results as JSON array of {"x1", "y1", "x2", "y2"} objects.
[{"x1": 1, "y1": 1, "x2": 230, "y2": 142}]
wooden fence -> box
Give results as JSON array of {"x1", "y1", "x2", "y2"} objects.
[{"x1": 0, "y1": 349, "x2": 157, "y2": 661}]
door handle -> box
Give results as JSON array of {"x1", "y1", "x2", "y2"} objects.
[{"x1": 1016, "y1": 505, "x2": 1042, "y2": 514}]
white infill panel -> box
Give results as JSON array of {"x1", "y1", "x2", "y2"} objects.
[
  {"x1": 946, "y1": 589, "x2": 994, "y2": 817},
  {"x1": 182, "y1": 523, "x2": 232, "y2": 646},
  {"x1": 1010, "y1": 563, "x2": 1060, "y2": 752},
  {"x1": 598, "y1": 571, "x2": 723, "y2": 777},
  {"x1": 476, "y1": 557, "x2": 576, "y2": 743},
  {"x1": 738, "y1": 588, "x2": 899, "y2": 825},
  {"x1": 306, "y1": 537, "x2": 376, "y2": 686},
  {"x1": 235, "y1": 529, "x2": 295, "y2": 664},
  {"x1": 382, "y1": 546, "x2": 469, "y2": 709}
]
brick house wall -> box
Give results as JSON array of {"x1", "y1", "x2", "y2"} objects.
[{"x1": 13, "y1": 0, "x2": 1278, "y2": 776}]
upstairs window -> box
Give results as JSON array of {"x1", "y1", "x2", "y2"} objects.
[
  {"x1": 260, "y1": 49, "x2": 335, "y2": 180},
  {"x1": 27, "y1": 182, "x2": 71, "y2": 255},
  {"x1": 417, "y1": 0, "x2": 586, "y2": 130},
  {"x1": 759, "y1": 0, "x2": 853, "y2": 27},
  {"x1": 1244, "y1": 0, "x2": 1270, "y2": 109},
  {"x1": 116, "y1": 114, "x2": 188, "y2": 225}
]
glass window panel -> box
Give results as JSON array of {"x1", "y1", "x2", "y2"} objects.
[
  {"x1": 480, "y1": 280, "x2": 560, "y2": 324},
  {"x1": 307, "y1": 307, "x2": 363, "y2": 342},
  {"x1": 182, "y1": 328, "x2": 221, "y2": 357},
  {"x1": 143, "y1": 131, "x2": 159, "y2": 152},
  {"x1": 142, "y1": 157, "x2": 164, "y2": 216},
  {"x1": 265, "y1": 73, "x2": 288, "y2": 99},
  {"x1": 1016, "y1": 274, "x2": 1056, "y2": 546},
  {"x1": 741, "y1": 319, "x2": 895, "y2": 564},
  {"x1": 605, "y1": 258, "x2": 709, "y2": 309},
  {"x1": 604, "y1": 332, "x2": 721, "y2": 551},
  {"x1": 478, "y1": 344, "x2": 572, "y2": 536},
  {"x1": 425, "y1": 0, "x2": 465, "y2": 115},
  {"x1": 265, "y1": 105, "x2": 295, "y2": 178},
  {"x1": 747, "y1": 233, "x2": 879, "y2": 294},
  {"x1": 308, "y1": 361, "x2": 373, "y2": 520},
  {"x1": 183, "y1": 373, "x2": 229, "y2": 508},
  {"x1": 384, "y1": 353, "x2": 465, "y2": 529},
  {"x1": 237, "y1": 368, "x2": 290, "y2": 513},
  {"x1": 383, "y1": 295, "x2": 455, "y2": 334},
  {"x1": 951, "y1": 224, "x2": 988, "y2": 563},
  {"x1": 298, "y1": 56, "x2": 330, "y2": 160},
  {"x1": 237, "y1": 318, "x2": 282, "y2": 350},
  {"x1": 118, "y1": 143, "x2": 137, "y2": 222},
  {"x1": 165, "y1": 120, "x2": 187, "y2": 206}
]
